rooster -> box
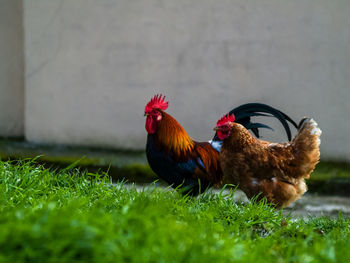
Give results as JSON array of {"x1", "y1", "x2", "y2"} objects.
[
  {"x1": 214, "y1": 114, "x2": 321, "y2": 207},
  {"x1": 144, "y1": 94, "x2": 297, "y2": 195}
]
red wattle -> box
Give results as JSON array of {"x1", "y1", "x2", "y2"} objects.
[
  {"x1": 145, "y1": 116, "x2": 157, "y2": 134},
  {"x1": 217, "y1": 130, "x2": 229, "y2": 140}
]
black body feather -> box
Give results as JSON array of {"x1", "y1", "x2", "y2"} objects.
[{"x1": 146, "y1": 134, "x2": 211, "y2": 195}]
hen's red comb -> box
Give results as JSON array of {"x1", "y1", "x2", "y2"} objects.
[
  {"x1": 216, "y1": 114, "x2": 235, "y2": 126},
  {"x1": 145, "y1": 94, "x2": 169, "y2": 113}
]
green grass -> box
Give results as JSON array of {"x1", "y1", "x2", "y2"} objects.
[{"x1": 0, "y1": 160, "x2": 349, "y2": 263}]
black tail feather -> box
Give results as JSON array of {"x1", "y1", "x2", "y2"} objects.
[
  {"x1": 213, "y1": 103, "x2": 298, "y2": 141},
  {"x1": 298, "y1": 117, "x2": 311, "y2": 130}
]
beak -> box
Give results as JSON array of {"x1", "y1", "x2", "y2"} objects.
[
  {"x1": 144, "y1": 113, "x2": 149, "y2": 117},
  {"x1": 213, "y1": 127, "x2": 219, "y2": 131}
]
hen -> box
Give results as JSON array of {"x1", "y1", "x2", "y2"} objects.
[
  {"x1": 214, "y1": 114, "x2": 321, "y2": 207},
  {"x1": 144, "y1": 94, "x2": 297, "y2": 195}
]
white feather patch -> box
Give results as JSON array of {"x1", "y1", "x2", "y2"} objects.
[
  {"x1": 209, "y1": 140, "x2": 222, "y2": 152},
  {"x1": 317, "y1": 137, "x2": 321, "y2": 146},
  {"x1": 309, "y1": 119, "x2": 322, "y2": 136},
  {"x1": 251, "y1": 178, "x2": 259, "y2": 186}
]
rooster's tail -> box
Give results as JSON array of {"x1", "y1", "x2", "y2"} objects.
[{"x1": 213, "y1": 103, "x2": 298, "y2": 142}]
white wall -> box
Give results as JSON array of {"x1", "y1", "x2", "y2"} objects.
[
  {"x1": 23, "y1": 0, "x2": 350, "y2": 160},
  {"x1": 0, "y1": 0, "x2": 24, "y2": 136}
]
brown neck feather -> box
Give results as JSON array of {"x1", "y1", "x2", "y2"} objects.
[
  {"x1": 225, "y1": 123, "x2": 256, "y2": 149},
  {"x1": 155, "y1": 112, "x2": 194, "y2": 158}
]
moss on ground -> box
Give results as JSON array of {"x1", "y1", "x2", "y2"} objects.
[{"x1": 307, "y1": 162, "x2": 350, "y2": 195}]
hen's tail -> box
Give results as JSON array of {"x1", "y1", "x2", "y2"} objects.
[{"x1": 291, "y1": 118, "x2": 321, "y2": 178}]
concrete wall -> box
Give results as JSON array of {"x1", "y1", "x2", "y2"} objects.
[
  {"x1": 0, "y1": 0, "x2": 24, "y2": 136},
  {"x1": 22, "y1": 0, "x2": 350, "y2": 160}
]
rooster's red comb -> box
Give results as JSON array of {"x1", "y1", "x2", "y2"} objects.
[
  {"x1": 216, "y1": 114, "x2": 235, "y2": 126},
  {"x1": 145, "y1": 94, "x2": 169, "y2": 113}
]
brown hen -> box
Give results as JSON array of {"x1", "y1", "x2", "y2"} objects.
[{"x1": 215, "y1": 115, "x2": 321, "y2": 207}]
